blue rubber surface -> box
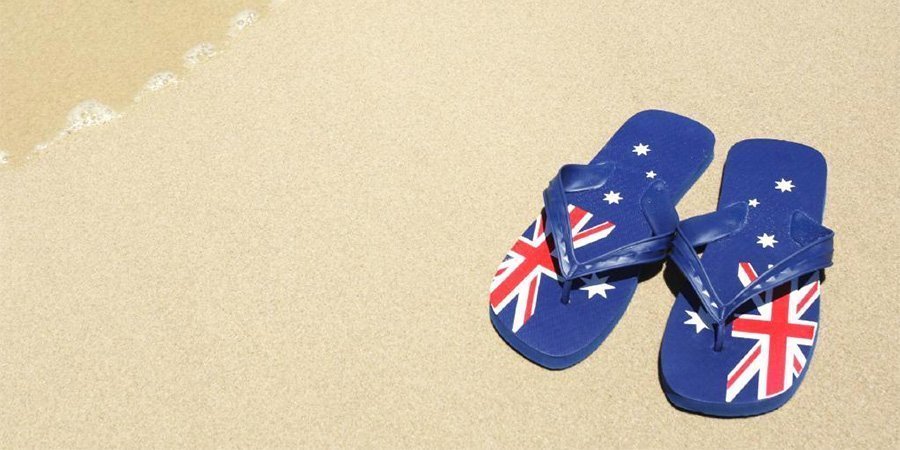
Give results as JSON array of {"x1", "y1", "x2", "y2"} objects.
[
  {"x1": 489, "y1": 110, "x2": 714, "y2": 369},
  {"x1": 660, "y1": 139, "x2": 828, "y2": 416}
]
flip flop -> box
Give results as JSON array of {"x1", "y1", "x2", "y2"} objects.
[
  {"x1": 489, "y1": 110, "x2": 714, "y2": 369},
  {"x1": 660, "y1": 139, "x2": 834, "y2": 416}
]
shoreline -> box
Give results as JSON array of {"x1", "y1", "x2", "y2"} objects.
[{"x1": 0, "y1": 1, "x2": 274, "y2": 165}]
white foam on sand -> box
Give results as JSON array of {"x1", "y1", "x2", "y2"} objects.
[
  {"x1": 183, "y1": 43, "x2": 217, "y2": 69},
  {"x1": 228, "y1": 10, "x2": 259, "y2": 37},
  {"x1": 143, "y1": 72, "x2": 178, "y2": 92},
  {"x1": 134, "y1": 72, "x2": 179, "y2": 101},
  {"x1": 65, "y1": 100, "x2": 119, "y2": 134},
  {"x1": 0, "y1": 149, "x2": 10, "y2": 165},
  {"x1": 31, "y1": 100, "x2": 120, "y2": 153}
]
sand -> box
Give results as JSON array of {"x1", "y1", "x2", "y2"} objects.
[{"x1": 0, "y1": 1, "x2": 898, "y2": 447}]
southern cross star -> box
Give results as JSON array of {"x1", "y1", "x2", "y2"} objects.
[
  {"x1": 580, "y1": 274, "x2": 616, "y2": 299},
  {"x1": 775, "y1": 178, "x2": 795, "y2": 192},
  {"x1": 683, "y1": 310, "x2": 709, "y2": 333},
  {"x1": 748, "y1": 198, "x2": 760, "y2": 207},
  {"x1": 757, "y1": 233, "x2": 778, "y2": 248},
  {"x1": 603, "y1": 190, "x2": 623, "y2": 205},
  {"x1": 632, "y1": 143, "x2": 651, "y2": 156},
  {"x1": 645, "y1": 170, "x2": 657, "y2": 179}
]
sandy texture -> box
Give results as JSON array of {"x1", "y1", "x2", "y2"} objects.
[
  {"x1": 0, "y1": 1, "x2": 897, "y2": 447},
  {"x1": 0, "y1": 0, "x2": 269, "y2": 160}
]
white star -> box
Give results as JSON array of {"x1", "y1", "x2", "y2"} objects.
[
  {"x1": 580, "y1": 274, "x2": 616, "y2": 299},
  {"x1": 632, "y1": 143, "x2": 651, "y2": 156},
  {"x1": 775, "y1": 178, "x2": 795, "y2": 192},
  {"x1": 757, "y1": 233, "x2": 778, "y2": 248},
  {"x1": 683, "y1": 310, "x2": 709, "y2": 333},
  {"x1": 645, "y1": 170, "x2": 657, "y2": 179},
  {"x1": 603, "y1": 190, "x2": 623, "y2": 205},
  {"x1": 748, "y1": 198, "x2": 760, "y2": 207}
]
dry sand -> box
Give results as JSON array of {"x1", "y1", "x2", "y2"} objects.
[{"x1": 0, "y1": 1, "x2": 898, "y2": 447}]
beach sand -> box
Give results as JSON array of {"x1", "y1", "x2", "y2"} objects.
[{"x1": 0, "y1": 1, "x2": 898, "y2": 447}]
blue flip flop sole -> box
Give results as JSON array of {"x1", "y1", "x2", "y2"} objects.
[
  {"x1": 489, "y1": 110, "x2": 714, "y2": 369},
  {"x1": 660, "y1": 139, "x2": 828, "y2": 415}
]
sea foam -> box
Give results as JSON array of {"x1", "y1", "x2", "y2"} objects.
[
  {"x1": 228, "y1": 10, "x2": 259, "y2": 37},
  {"x1": 183, "y1": 43, "x2": 217, "y2": 69},
  {"x1": 135, "y1": 72, "x2": 178, "y2": 101},
  {"x1": 65, "y1": 100, "x2": 119, "y2": 133}
]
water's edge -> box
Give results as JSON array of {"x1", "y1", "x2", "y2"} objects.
[{"x1": 1, "y1": 1, "x2": 283, "y2": 167}]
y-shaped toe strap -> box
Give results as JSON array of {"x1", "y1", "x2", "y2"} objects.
[
  {"x1": 542, "y1": 162, "x2": 680, "y2": 302},
  {"x1": 670, "y1": 204, "x2": 834, "y2": 348}
]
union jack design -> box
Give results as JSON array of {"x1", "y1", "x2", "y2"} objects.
[
  {"x1": 490, "y1": 205, "x2": 615, "y2": 332},
  {"x1": 726, "y1": 262, "x2": 820, "y2": 402}
]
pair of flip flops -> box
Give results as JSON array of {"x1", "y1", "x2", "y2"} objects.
[{"x1": 488, "y1": 110, "x2": 833, "y2": 417}]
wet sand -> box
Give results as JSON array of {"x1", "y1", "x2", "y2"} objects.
[
  {"x1": 0, "y1": 1, "x2": 897, "y2": 447},
  {"x1": 0, "y1": 0, "x2": 270, "y2": 163}
]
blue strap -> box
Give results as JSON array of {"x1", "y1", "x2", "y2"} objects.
[
  {"x1": 542, "y1": 162, "x2": 679, "y2": 282},
  {"x1": 669, "y1": 206, "x2": 834, "y2": 323},
  {"x1": 678, "y1": 202, "x2": 749, "y2": 247}
]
